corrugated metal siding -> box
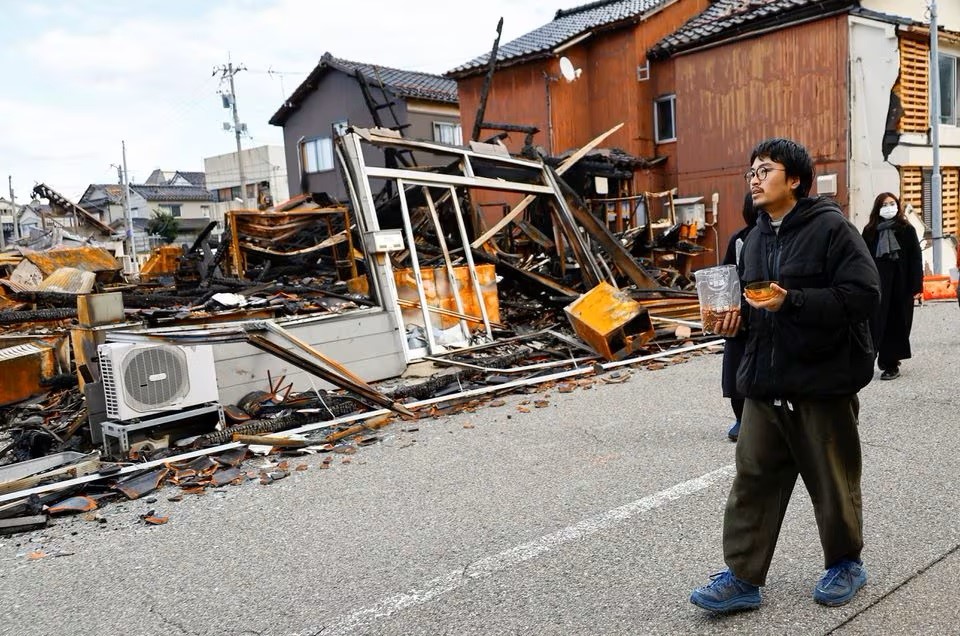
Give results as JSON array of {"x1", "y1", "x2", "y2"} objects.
[
  {"x1": 673, "y1": 16, "x2": 850, "y2": 253},
  {"x1": 458, "y1": 64, "x2": 552, "y2": 153}
]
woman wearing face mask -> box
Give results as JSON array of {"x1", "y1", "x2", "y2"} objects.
[{"x1": 861, "y1": 193, "x2": 923, "y2": 380}]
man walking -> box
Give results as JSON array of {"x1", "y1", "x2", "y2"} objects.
[{"x1": 690, "y1": 138, "x2": 880, "y2": 613}]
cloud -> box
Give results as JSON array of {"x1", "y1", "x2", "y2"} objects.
[{"x1": 1, "y1": 0, "x2": 554, "y2": 201}]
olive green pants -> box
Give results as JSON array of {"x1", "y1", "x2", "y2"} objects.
[{"x1": 723, "y1": 395, "x2": 864, "y2": 586}]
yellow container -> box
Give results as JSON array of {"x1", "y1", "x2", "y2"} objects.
[{"x1": 564, "y1": 282, "x2": 654, "y2": 361}]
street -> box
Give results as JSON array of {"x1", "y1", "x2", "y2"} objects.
[{"x1": 1, "y1": 301, "x2": 958, "y2": 636}]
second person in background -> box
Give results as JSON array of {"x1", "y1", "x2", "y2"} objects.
[
  {"x1": 860, "y1": 193, "x2": 923, "y2": 381},
  {"x1": 720, "y1": 193, "x2": 758, "y2": 441}
]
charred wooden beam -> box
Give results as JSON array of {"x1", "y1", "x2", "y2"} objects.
[
  {"x1": 0, "y1": 308, "x2": 77, "y2": 324},
  {"x1": 471, "y1": 17, "x2": 504, "y2": 142}
]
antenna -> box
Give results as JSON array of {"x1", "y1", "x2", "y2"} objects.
[{"x1": 558, "y1": 56, "x2": 582, "y2": 82}]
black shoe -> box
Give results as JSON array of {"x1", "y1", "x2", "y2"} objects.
[{"x1": 880, "y1": 368, "x2": 900, "y2": 380}]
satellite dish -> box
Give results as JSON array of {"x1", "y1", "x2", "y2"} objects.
[{"x1": 559, "y1": 56, "x2": 581, "y2": 82}]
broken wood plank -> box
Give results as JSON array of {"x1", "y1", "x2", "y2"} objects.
[
  {"x1": 232, "y1": 435, "x2": 309, "y2": 448},
  {"x1": 470, "y1": 122, "x2": 626, "y2": 248},
  {"x1": 0, "y1": 459, "x2": 101, "y2": 496},
  {"x1": 0, "y1": 514, "x2": 48, "y2": 535}
]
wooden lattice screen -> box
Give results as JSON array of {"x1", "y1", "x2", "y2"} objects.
[
  {"x1": 944, "y1": 167, "x2": 959, "y2": 237},
  {"x1": 900, "y1": 166, "x2": 923, "y2": 214},
  {"x1": 900, "y1": 166, "x2": 960, "y2": 237},
  {"x1": 898, "y1": 38, "x2": 929, "y2": 133}
]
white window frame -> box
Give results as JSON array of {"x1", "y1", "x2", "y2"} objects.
[
  {"x1": 432, "y1": 121, "x2": 463, "y2": 146},
  {"x1": 302, "y1": 136, "x2": 334, "y2": 173},
  {"x1": 654, "y1": 94, "x2": 677, "y2": 143},
  {"x1": 940, "y1": 52, "x2": 958, "y2": 127}
]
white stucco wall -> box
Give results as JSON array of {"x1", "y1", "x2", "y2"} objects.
[
  {"x1": 203, "y1": 145, "x2": 289, "y2": 222},
  {"x1": 848, "y1": 16, "x2": 902, "y2": 230},
  {"x1": 861, "y1": 0, "x2": 959, "y2": 31}
]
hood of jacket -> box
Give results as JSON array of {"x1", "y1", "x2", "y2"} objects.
[{"x1": 755, "y1": 196, "x2": 842, "y2": 237}]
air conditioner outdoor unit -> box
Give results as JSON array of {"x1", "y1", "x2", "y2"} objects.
[{"x1": 98, "y1": 343, "x2": 219, "y2": 422}]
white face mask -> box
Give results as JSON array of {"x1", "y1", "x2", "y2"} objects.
[{"x1": 879, "y1": 204, "x2": 898, "y2": 220}]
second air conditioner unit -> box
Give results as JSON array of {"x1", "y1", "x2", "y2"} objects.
[{"x1": 98, "y1": 342, "x2": 219, "y2": 422}]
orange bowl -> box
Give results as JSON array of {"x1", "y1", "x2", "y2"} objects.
[{"x1": 744, "y1": 281, "x2": 778, "y2": 301}]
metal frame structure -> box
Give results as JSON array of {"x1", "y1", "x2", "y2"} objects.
[{"x1": 335, "y1": 128, "x2": 615, "y2": 359}]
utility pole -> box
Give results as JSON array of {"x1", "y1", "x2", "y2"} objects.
[
  {"x1": 3, "y1": 176, "x2": 11, "y2": 249},
  {"x1": 121, "y1": 140, "x2": 139, "y2": 274},
  {"x1": 928, "y1": 0, "x2": 943, "y2": 274},
  {"x1": 9, "y1": 176, "x2": 19, "y2": 241},
  {"x1": 214, "y1": 56, "x2": 249, "y2": 209}
]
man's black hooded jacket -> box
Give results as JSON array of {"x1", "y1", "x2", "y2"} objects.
[{"x1": 735, "y1": 196, "x2": 881, "y2": 400}]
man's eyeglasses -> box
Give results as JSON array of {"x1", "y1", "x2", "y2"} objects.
[{"x1": 743, "y1": 166, "x2": 786, "y2": 183}]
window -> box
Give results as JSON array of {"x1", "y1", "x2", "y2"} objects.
[
  {"x1": 160, "y1": 204, "x2": 182, "y2": 218},
  {"x1": 302, "y1": 137, "x2": 334, "y2": 173},
  {"x1": 200, "y1": 205, "x2": 210, "y2": 217},
  {"x1": 230, "y1": 186, "x2": 241, "y2": 200},
  {"x1": 654, "y1": 95, "x2": 676, "y2": 143},
  {"x1": 940, "y1": 53, "x2": 958, "y2": 126},
  {"x1": 433, "y1": 121, "x2": 463, "y2": 146}
]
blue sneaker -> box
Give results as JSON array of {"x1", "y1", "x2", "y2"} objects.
[
  {"x1": 813, "y1": 559, "x2": 867, "y2": 606},
  {"x1": 727, "y1": 421, "x2": 740, "y2": 442},
  {"x1": 690, "y1": 569, "x2": 761, "y2": 613}
]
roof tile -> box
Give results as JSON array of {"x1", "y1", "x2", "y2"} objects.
[
  {"x1": 647, "y1": 0, "x2": 854, "y2": 59},
  {"x1": 448, "y1": 0, "x2": 671, "y2": 76}
]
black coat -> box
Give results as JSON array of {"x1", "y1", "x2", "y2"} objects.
[
  {"x1": 861, "y1": 222, "x2": 923, "y2": 364},
  {"x1": 736, "y1": 197, "x2": 881, "y2": 400},
  {"x1": 721, "y1": 225, "x2": 753, "y2": 399}
]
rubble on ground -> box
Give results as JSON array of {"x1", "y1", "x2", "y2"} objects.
[{"x1": 0, "y1": 126, "x2": 723, "y2": 538}]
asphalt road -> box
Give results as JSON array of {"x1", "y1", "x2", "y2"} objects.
[{"x1": 1, "y1": 301, "x2": 957, "y2": 636}]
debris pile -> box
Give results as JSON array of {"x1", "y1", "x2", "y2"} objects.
[{"x1": 0, "y1": 126, "x2": 720, "y2": 537}]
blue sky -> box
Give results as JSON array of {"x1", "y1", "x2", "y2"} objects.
[{"x1": 0, "y1": 0, "x2": 554, "y2": 204}]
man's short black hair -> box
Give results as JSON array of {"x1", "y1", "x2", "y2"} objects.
[{"x1": 750, "y1": 138, "x2": 814, "y2": 199}]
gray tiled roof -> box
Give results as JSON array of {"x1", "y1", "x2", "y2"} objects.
[
  {"x1": 174, "y1": 171, "x2": 207, "y2": 187},
  {"x1": 130, "y1": 184, "x2": 215, "y2": 202},
  {"x1": 80, "y1": 184, "x2": 125, "y2": 206},
  {"x1": 448, "y1": 0, "x2": 671, "y2": 77},
  {"x1": 647, "y1": 0, "x2": 855, "y2": 59},
  {"x1": 328, "y1": 55, "x2": 458, "y2": 103},
  {"x1": 270, "y1": 52, "x2": 457, "y2": 126}
]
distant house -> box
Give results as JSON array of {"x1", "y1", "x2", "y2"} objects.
[
  {"x1": 269, "y1": 51, "x2": 461, "y2": 202},
  {"x1": 79, "y1": 177, "x2": 216, "y2": 255},
  {"x1": 80, "y1": 179, "x2": 215, "y2": 224},
  {"x1": 204, "y1": 145, "x2": 290, "y2": 221},
  {"x1": 647, "y1": 0, "x2": 960, "y2": 272},
  {"x1": 144, "y1": 169, "x2": 207, "y2": 188},
  {"x1": 77, "y1": 184, "x2": 150, "y2": 226}
]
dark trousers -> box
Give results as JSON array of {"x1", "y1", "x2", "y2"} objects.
[{"x1": 722, "y1": 396, "x2": 864, "y2": 586}]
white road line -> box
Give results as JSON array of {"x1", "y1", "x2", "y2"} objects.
[{"x1": 317, "y1": 464, "x2": 736, "y2": 635}]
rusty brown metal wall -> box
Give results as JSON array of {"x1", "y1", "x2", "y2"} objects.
[{"x1": 672, "y1": 16, "x2": 850, "y2": 259}]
